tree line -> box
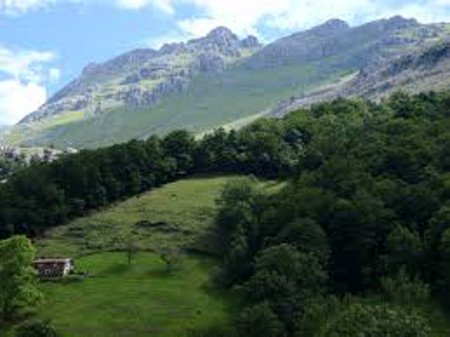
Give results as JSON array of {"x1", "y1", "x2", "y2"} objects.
[{"x1": 0, "y1": 109, "x2": 304, "y2": 239}]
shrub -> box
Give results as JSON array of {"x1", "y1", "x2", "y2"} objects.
[
  {"x1": 322, "y1": 303, "x2": 430, "y2": 337},
  {"x1": 16, "y1": 320, "x2": 61, "y2": 337},
  {"x1": 380, "y1": 268, "x2": 430, "y2": 307}
]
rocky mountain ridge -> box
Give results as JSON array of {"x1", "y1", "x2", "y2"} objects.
[
  {"x1": 269, "y1": 36, "x2": 450, "y2": 117},
  {"x1": 21, "y1": 27, "x2": 261, "y2": 124}
]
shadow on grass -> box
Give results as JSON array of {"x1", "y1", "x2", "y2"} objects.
[{"x1": 99, "y1": 263, "x2": 133, "y2": 277}]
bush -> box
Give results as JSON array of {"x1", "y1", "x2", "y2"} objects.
[
  {"x1": 322, "y1": 303, "x2": 430, "y2": 337},
  {"x1": 16, "y1": 320, "x2": 61, "y2": 337}
]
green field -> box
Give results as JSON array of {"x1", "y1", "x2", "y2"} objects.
[{"x1": 37, "y1": 252, "x2": 234, "y2": 337}]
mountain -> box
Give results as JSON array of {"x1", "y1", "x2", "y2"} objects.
[
  {"x1": 21, "y1": 27, "x2": 260, "y2": 125},
  {"x1": 6, "y1": 16, "x2": 450, "y2": 148}
]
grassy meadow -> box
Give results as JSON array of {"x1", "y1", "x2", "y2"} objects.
[
  {"x1": 36, "y1": 175, "x2": 241, "y2": 257},
  {"x1": 37, "y1": 252, "x2": 235, "y2": 337}
]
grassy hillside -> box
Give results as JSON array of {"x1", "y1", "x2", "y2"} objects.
[
  {"x1": 37, "y1": 175, "x2": 245, "y2": 257},
  {"x1": 3, "y1": 175, "x2": 251, "y2": 337},
  {"x1": 23, "y1": 175, "x2": 281, "y2": 337}
]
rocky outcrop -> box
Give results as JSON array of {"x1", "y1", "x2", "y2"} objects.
[
  {"x1": 159, "y1": 43, "x2": 186, "y2": 55},
  {"x1": 196, "y1": 54, "x2": 225, "y2": 73},
  {"x1": 21, "y1": 96, "x2": 90, "y2": 123},
  {"x1": 189, "y1": 27, "x2": 243, "y2": 57},
  {"x1": 245, "y1": 16, "x2": 429, "y2": 71},
  {"x1": 309, "y1": 18, "x2": 350, "y2": 35},
  {"x1": 240, "y1": 35, "x2": 261, "y2": 49}
]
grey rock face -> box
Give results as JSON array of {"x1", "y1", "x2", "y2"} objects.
[
  {"x1": 159, "y1": 43, "x2": 186, "y2": 55},
  {"x1": 383, "y1": 15, "x2": 419, "y2": 30},
  {"x1": 188, "y1": 26, "x2": 242, "y2": 57},
  {"x1": 310, "y1": 18, "x2": 350, "y2": 35},
  {"x1": 116, "y1": 75, "x2": 190, "y2": 108},
  {"x1": 246, "y1": 15, "x2": 425, "y2": 70},
  {"x1": 21, "y1": 96, "x2": 89, "y2": 123},
  {"x1": 240, "y1": 35, "x2": 261, "y2": 49},
  {"x1": 196, "y1": 54, "x2": 225, "y2": 73}
]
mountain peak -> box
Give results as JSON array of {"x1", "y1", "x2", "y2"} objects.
[
  {"x1": 311, "y1": 19, "x2": 350, "y2": 34},
  {"x1": 206, "y1": 26, "x2": 238, "y2": 40},
  {"x1": 385, "y1": 15, "x2": 419, "y2": 29}
]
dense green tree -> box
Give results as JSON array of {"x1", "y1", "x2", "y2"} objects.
[
  {"x1": 274, "y1": 218, "x2": 329, "y2": 266},
  {"x1": 162, "y1": 130, "x2": 195, "y2": 174},
  {"x1": 236, "y1": 302, "x2": 286, "y2": 337},
  {"x1": 437, "y1": 228, "x2": 450, "y2": 303},
  {"x1": 245, "y1": 244, "x2": 326, "y2": 330},
  {"x1": 388, "y1": 91, "x2": 427, "y2": 118},
  {"x1": 328, "y1": 199, "x2": 365, "y2": 293},
  {"x1": 385, "y1": 225, "x2": 423, "y2": 276},
  {"x1": 0, "y1": 236, "x2": 41, "y2": 321}
]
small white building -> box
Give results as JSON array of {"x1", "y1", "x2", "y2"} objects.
[{"x1": 33, "y1": 258, "x2": 74, "y2": 278}]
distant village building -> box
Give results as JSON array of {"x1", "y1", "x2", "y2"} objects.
[
  {"x1": 33, "y1": 258, "x2": 74, "y2": 278},
  {"x1": 64, "y1": 147, "x2": 79, "y2": 155},
  {"x1": 0, "y1": 146, "x2": 76, "y2": 164}
]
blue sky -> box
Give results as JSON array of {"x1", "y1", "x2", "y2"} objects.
[{"x1": 0, "y1": 0, "x2": 450, "y2": 124}]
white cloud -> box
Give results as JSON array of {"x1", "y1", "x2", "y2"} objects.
[
  {"x1": 116, "y1": 0, "x2": 174, "y2": 13},
  {"x1": 177, "y1": 0, "x2": 291, "y2": 37},
  {"x1": 434, "y1": 0, "x2": 450, "y2": 6},
  {"x1": 0, "y1": 47, "x2": 55, "y2": 80},
  {"x1": 0, "y1": 46, "x2": 58, "y2": 124},
  {"x1": 0, "y1": 80, "x2": 47, "y2": 124},
  {"x1": 172, "y1": 0, "x2": 450, "y2": 39},
  {"x1": 0, "y1": 0, "x2": 175, "y2": 15}
]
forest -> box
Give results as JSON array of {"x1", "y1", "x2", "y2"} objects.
[{"x1": 1, "y1": 90, "x2": 450, "y2": 336}]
